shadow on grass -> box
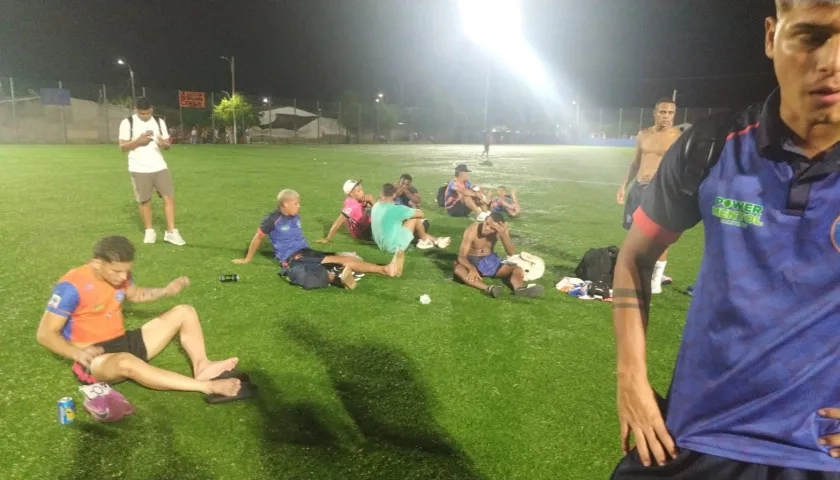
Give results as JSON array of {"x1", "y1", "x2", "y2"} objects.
[
  {"x1": 266, "y1": 321, "x2": 486, "y2": 479},
  {"x1": 422, "y1": 250, "x2": 458, "y2": 279},
  {"x1": 62, "y1": 415, "x2": 215, "y2": 480}
]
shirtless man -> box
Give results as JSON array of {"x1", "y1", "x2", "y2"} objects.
[
  {"x1": 616, "y1": 98, "x2": 680, "y2": 294},
  {"x1": 453, "y1": 212, "x2": 544, "y2": 298}
]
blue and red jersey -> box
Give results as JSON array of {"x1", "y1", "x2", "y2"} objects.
[{"x1": 635, "y1": 88, "x2": 840, "y2": 470}]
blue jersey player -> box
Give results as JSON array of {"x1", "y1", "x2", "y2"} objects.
[{"x1": 612, "y1": 2, "x2": 840, "y2": 478}]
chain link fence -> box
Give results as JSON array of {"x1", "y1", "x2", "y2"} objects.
[{"x1": 0, "y1": 76, "x2": 732, "y2": 145}]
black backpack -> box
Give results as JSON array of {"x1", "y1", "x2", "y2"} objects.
[
  {"x1": 437, "y1": 185, "x2": 447, "y2": 207},
  {"x1": 575, "y1": 246, "x2": 619, "y2": 287},
  {"x1": 127, "y1": 115, "x2": 163, "y2": 138}
]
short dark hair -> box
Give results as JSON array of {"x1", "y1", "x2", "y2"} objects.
[
  {"x1": 654, "y1": 98, "x2": 676, "y2": 109},
  {"x1": 399, "y1": 173, "x2": 412, "y2": 182},
  {"x1": 777, "y1": 0, "x2": 840, "y2": 13},
  {"x1": 93, "y1": 236, "x2": 135, "y2": 263},
  {"x1": 135, "y1": 97, "x2": 152, "y2": 110},
  {"x1": 489, "y1": 212, "x2": 505, "y2": 223},
  {"x1": 382, "y1": 183, "x2": 397, "y2": 197}
]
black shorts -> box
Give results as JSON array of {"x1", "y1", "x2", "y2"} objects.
[
  {"x1": 446, "y1": 201, "x2": 470, "y2": 218},
  {"x1": 284, "y1": 248, "x2": 340, "y2": 290},
  {"x1": 611, "y1": 448, "x2": 840, "y2": 480},
  {"x1": 622, "y1": 183, "x2": 648, "y2": 230},
  {"x1": 289, "y1": 248, "x2": 336, "y2": 266},
  {"x1": 97, "y1": 329, "x2": 148, "y2": 362}
]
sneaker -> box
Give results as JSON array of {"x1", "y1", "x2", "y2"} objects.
[
  {"x1": 164, "y1": 229, "x2": 186, "y2": 246},
  {"x1": 514, "y1": 284, "x2": 544, "y2": 298},
  {"x1": 651, "y1": 281, "x2": 663, "y2": 295},
  {"x1": 435, "y1": 237, "x2": 451, "y2": 249},
  {"x1": 476, "y1": 212, "x2": 490, "y2": 222},
  {"x1": 143, "y1": 229, "x2": 156, "y2": 244},
  {"x1": 487, "y1": 285, "x2": 503, "y2": 298},
  {"x1": 416, "y1": 239, "x2": 434, "y2": 250},
  {"x1": 340, "y1": 267, "x2": 357, "y2": 290}
]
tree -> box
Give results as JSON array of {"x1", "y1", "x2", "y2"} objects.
[{"x1": 213, "y1": 93, "x2": 257, "y2": 128}]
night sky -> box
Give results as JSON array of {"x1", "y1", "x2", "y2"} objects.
[{"x1": 1, "y1": 0, "x2": 779, "y2": 109}]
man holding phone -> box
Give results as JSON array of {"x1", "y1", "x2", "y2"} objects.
[{"x1": 118, "y1": 97, "x2": 186, "y2": 246}]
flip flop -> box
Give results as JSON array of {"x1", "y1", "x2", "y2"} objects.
[{"x1": 210, "y1": 369, "x2": 251, "y2": 384}]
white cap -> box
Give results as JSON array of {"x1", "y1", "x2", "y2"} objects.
[{"x1": 343, "y1": 179, "x2": 361, "y2": 195}]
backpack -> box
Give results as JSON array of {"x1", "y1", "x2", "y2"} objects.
[
  {"x1": 437, "y1": 185, "x2": 447, "y2": 207},
  {"x1": 575, "y1": 246, "x2": 619, "y2": 287},
  {"x1": 127, "y1": 115, "x2": 163, "y2": 138}
]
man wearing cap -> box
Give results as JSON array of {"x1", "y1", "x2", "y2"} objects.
[
  {"x1": 317, "y1": 179, "x2": 375, "y2": 244},
  {"x1": 444, "y1": 164, "x2": 490, "y2": 220}
]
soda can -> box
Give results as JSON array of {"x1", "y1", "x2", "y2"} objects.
[
  {"x1": 58, "y1": 397, "x2": 76, "y2": 425},
  {"x1": 219, "y1": 274, "x2": 239, "y2": 283}
]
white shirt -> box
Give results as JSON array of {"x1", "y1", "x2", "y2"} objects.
[{"x1": 118, "y1": 115, "x2": 170, "y2": 173}]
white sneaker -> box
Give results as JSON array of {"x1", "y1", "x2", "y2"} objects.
[
  {"x1": 435, "y1": 237, "x2": 451, "y2": 249},
  {"x1": 416, "y1": 239, "x2": 434, "y2": 250},
  {"x1": 651, "y1": 280, "x2": 663, "y2": 295},
  {"x1": 164, "y1": 229, "x2": 186, "y2": 246},
  {"x1": 143, "y1": 229, "x2": 156, "y2": 244}
]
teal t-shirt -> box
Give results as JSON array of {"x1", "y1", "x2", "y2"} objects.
[{"x1": 371, "y1": 202, "x2": 416, "y2": 253}]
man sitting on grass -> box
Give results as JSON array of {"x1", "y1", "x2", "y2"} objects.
[
  {"x1": 234, "y1": 189, "x2": 404, "y2": 290},
  {"x1": 371, "y1": 183, "x2": 450, "y2": 254},
  {"x1": 37, "y1": 235, "x2": 244, "y2": 400},
  {"x1": 444, "y1": 164, "x2": 491, "y2": 220},
  {"x1": 453, "y1": 212, "x2": 543, "y2": 298},
  {"x1": 317, "y1": 179, "x2": 375, "y2": 244},
  {"x1": 490, "y1": 186, "x2": 521, "y2": 217},
  {"x1": 394, "y1": 173, "x2": 421, "y2": 208}
]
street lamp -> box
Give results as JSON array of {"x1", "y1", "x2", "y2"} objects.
[
  {"x1": 263, "y1": 96, "x2": 272, "y2": 140},
  {"x1": 220, "y1": 55, "x2": 237, "y2": 144},
  {"x1": 116, "y1": 58, "x2": 136, "y2": 107}
]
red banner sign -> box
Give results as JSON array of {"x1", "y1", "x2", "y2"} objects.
[{"x1": 178, "y1": 90, "x2": 205, "y2": 108}]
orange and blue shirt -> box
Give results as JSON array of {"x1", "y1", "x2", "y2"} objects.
[
  {"x1": 444, "y1": 179, "x2": 473, "y2": 209},
  {"x1": 45, "y1": 265, "x2": 130, "y2": 344}
]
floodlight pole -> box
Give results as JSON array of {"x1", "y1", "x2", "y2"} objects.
[
  {"x1": 221, "y1": 55, "x2": 237, "y2": 144},
  {"x1": 129, "y1": 67, "x2": 136, "y2": 107},
  {"x1": 483, "y1": 60, "x2": 491, "y2": 133}
]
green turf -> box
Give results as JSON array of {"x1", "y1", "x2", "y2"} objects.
[{"x1": 0, "y1": 144, "x2": 701, "y2": 479}]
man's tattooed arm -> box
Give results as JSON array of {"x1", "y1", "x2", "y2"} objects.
[{"x1": 125, "y1": 285, "x2": 170, "y2": 303}]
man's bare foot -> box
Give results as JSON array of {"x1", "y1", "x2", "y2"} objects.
[
  {"x1": 205, "y1": 378, "x2": 241, "y2": 396},
  {"x1": 194, "y1": 357, "x2": 239, "y2": 381},
  {"x1": 384, "y1": 250, "x2": 405, "y2": 277}
]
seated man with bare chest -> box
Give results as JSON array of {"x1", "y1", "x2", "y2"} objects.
[{"x1": 452, "y1": 212, "x2": 543, "y2": 298}]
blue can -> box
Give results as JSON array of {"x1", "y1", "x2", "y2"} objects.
[{"x1": 57, "y1": 397, "x2": 76, "y2": 425}]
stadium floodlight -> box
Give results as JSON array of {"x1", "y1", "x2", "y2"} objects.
[
  {"x1": 378, "y1": 93, "x2": 384, "y2": 98},
  {"x1": 116, "y1": 58, "x2": 136, "y2": 107},
  {"x1": 460, "y1": 0, "x2": 561, "y2": 131},
  {"x1": 263, "y1": 97, "x2": 269, "y2": 103}
]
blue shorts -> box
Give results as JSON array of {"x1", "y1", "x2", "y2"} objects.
[{"x1": 469, "y1": 253, "x2": 503, "y2": 277}]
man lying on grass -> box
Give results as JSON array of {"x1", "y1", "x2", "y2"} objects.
[
  {"x1": 37, "y1": 235, "x2": 244, "y2": 399},
  {"x1": 453, "y1": 212, "x2": 544, "y2": 298},
  {"x1": 234, "y1": 189, "x2": 404, "y2": 290},
  {"x1": 371, "y1": 183, "x2": 450, "y2": 253}
]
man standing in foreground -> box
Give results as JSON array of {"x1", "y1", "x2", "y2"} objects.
[
  {"x1": 616, "y1": 98, "x2": 680, "y2": 293},
  {"x1": 118, "y1": 97, "x2": 186, "y2": 246},
  {"x1": 612, "y1": 2, "x2": 840, "y2": 477}
]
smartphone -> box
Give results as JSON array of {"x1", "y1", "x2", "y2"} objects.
[{"x1": 145, "y1": 130, "x2": 154, "y2": 136}]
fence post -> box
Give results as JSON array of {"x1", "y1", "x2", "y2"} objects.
[
  {"x1": 708, "y1": 107, "x2": 712, "y2": 117},
  {"x1": 142, "y1": 86, "x2": 146, "y2": 97},
  {"x1": 210, "y1": 92, "x2": 216, "y2": 143},
  {"x1": 638, "y1": 108, "x2": 644, "y2": 132},
  {"x1": 357, "y1": 103, "x2": 362, "y2": 144},
  {"x1": 683, "y1": 108, "x2": 688, "y2": 124},
  {"x1": 293, "y1": 98, "x2": 297, "y2": 139},
  {"x1": 10, "y1": 77, "x2": 18, "y2": 142},
  {"x1": 268, "y1": 96, "x2": 272, "y2": 141},
  {"x1": 58, "y1": 81, "x2": 68, "y2": 144},
  {"x1": 617, "y1": 108, "x2": 623, "y2": 137},
  {"x1": 597, "y1": 108, "x2": 603, "y2": 134},
  {"x1": 338, "y1": 101, "x2": 342, "y2": 142},
  {"x1": 103, "y1": 84, "x2": 110, "y2": 143},
  {"x1": 317, "y1": 99, "x2": 321, "y2": 142}
]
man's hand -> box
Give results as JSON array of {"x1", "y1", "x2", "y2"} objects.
[
  {"x1": 496, "y1": 222, "x2": 509, "y2": 237},
  {"x1": 232, "y1": 258, "x2": 251, "y2": 264},
  {"x1": 165, "y1": 276, "x2": 190, "y2": 295},
  {"x1": 137, "y1": 133, "x2": 153, "y2": 146},
  {"x1": 818, "y1": 409, "x2": 840, "y2": 457},
  {"x1": 617, "y1": 375, "x2": 677, "y2": 467},
  {"x1": 156, "y1": 136, "x2": 170, "y2": 148},
  {"x1": 73, "y1": 346, "x2": 104, "y2": 369},
  {"x1": 315, "y1": 238, "x2": 330, "y2": 244},
  {"x1": 467, "y1": 269, "x2": 482, "y2": 283},
  {"x1": 617, "y1": 186, "x2": 626, "y2": 205}
]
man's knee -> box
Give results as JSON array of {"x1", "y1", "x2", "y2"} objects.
[
  {"x1": 114, "y1": 353, "x2": 145, "y2": 378},
  {"x1": 168, "y1": 304, "x2": 198, "y2": 321}
]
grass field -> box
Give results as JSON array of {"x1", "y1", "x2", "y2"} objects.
[{"x1": 0, "y1": 144, "x2": 702, "y2": 480}]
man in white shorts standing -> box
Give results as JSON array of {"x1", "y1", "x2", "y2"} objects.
[{"x1": 118, "y1": 97, "x2": 186, "y2": 246}]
